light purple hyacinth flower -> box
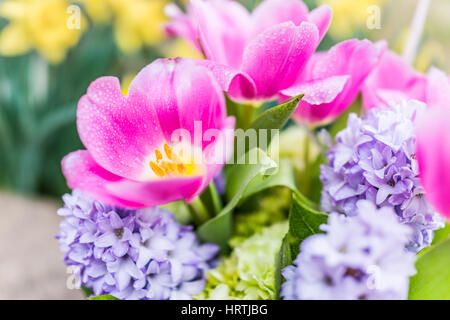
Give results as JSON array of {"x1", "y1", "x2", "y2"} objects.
[
  {"x1": 320, "y1": 100, "x2": 444, "y2": 251},
  {"x1": 281, "y1": 200, "x2": 416, "y2": 300},
  {"x1": 56, "y1": 190, "x2": 218, "y2": 300}
]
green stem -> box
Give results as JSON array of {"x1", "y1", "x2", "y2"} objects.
[
  {"x1": 403, "y1": 0, "x2": 431, "y2": 65},
  {"x1": 302, "y1": 131, "x2": 311, "y2": 196},
  {"x1": 242, "y1": 104, "x2": 256, "y2": 130},
  {"x1": 188, "y1": 197, "x2": 211, "y2": 226},
  {"x1": 304, "y1": 125, "x2": 327, "y2": 158}
]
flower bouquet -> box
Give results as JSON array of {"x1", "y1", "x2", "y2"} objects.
[{"x1": 50, "y1": 0, "x2": 450, "y2": 300}]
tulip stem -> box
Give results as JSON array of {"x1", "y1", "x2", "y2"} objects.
[
  {"x1": 242, "y1": 104, "x2": 256, "y2": 130},
  {"x1": 403, "y1": 0, "x2": 431, "y2": 65},
  {"x1": 188, "y1": 197, "x2": 211, "y2": 225},
  {"x1": 304, "y1": 125, "x2": 327, "y2": 159}
]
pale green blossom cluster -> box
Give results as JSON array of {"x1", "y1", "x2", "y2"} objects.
[{"x1": 195, "y1": 222, "x2": 288, "y2": 300}]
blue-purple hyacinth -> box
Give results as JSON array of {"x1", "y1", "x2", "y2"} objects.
[
  {"x1": 56, "y1": 190, "x2": 219, "y2": 300},
  {"x1": 281, "y1": 200, "x2": 416, "y2": 300},
  {"x1": 320, "y1": 100, "x2": 444, "y2": 250}
]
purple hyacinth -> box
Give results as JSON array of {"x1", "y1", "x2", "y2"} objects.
[
  {"x1": 56, "y1": 190, "x2": 219, "y2": 300},
  {"x1": 281, "y1": 200, "x2": 416, "y2": 300},
  {"x1": 320, "y1": 100, "x2": 444, "y2": 251}
]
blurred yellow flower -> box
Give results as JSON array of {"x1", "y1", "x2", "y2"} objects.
[
  {"x1": 391, "y1": 29, "x2": 446, "y2": 73},
  {"x1": 0, "y1": 0, "x2": 87, "y2": 63},
  {"x1": 78, "y1": 0, "x2": 169, "y2": 54},
  {"x1": 163, "y1": 38, "x2": 203, "y2": 59},
  {"x1": 120, "y1": 72, "x2": 135, "y2": 96},
  {"x1": 415, "y1": 39, "x2": 446, "y2": 72},
  {"x1": 320, "y1": 0, "x2": 386, "y2": 39},
  {"x1": 76, "y1": 0, "x2": 114, "y2": 23}
]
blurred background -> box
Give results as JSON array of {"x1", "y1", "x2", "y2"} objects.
[{"x1": 0, "y1": 0, "x2": 448, "y2": 299}]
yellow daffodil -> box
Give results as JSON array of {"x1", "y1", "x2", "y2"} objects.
[
  {"x1": 0, "y1": 0, "x2": 87, "y2": 63},
  {"x1": 320, "y1": 0, "x2": 386, "y2": 39},
  {"x1": 77, "y1": 0, "x2": 168, "y2": 54}
]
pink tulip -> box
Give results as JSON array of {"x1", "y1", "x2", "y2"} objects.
[
  {"x1": 62, "y1": 58, "x2": 235, "y2": 208},
  {"x1": 280, "y1": 39, "x2": 385, "y2": 126},
  {"x1": 361, "y1": 50, "x2": 450, "y2": 110},
  {"x1": 165, "y1": 0, "x2": 332, "y2": 101},
  {"x1": 416, "y1": 106, "x2": 450, "y2": 219}
]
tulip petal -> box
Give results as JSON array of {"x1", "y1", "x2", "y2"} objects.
[
  {"x1": 128, "y1": 58, "x2": 227, "y2": 143},
  {"x1": 173, "y1": 64, "x2": 227, "y2": 142},
  {"x1": 308, "y1": 5, "x2": 332, "y2": 42},
  {"x1": 284, "y1": 75, "x2": 349, "y2": 125},
  {"x1": 376, "y1": 89, "x2": 412, "y2": 106},
  {"x1": 313, "y1": 39, "x2": 384, "y2": 112},
  {"x1": 416, "y1": 107, "x2": 450, "y2": 218},
  {"x1": 362, "y1": 50, "x2": 427, "y2": 110},
  {"x1": 251, "y1": 0, "x2": 309, "y2": 37},
  {"x1": 288, "y1": 39, "x2": 383, "y2": 125},
  {"x1": 191, "y1": 59, "x2": 257, "y2": 101},
  {"x1": 241, "y1": 21, "x2": 319, "y2": 99},
  {"x1": 191, "y1": 0, "x2": 250, "y2": 69},
  {"x1": 311, "y1": 40, "x2": 383, "y2": 81},
  {"x1": 197, "y1": 116, "x2": 235, "y2": 202},
  {"x1": 281, "y1": 75, "x2": 349, "y2": 105},
  {"x1": 77, "y1": 76, "x2": 165, "y2": 180},
  {"x1": 62, "y1": 151, "x2": 204, "y2": 208},
  {"x1": 426, "y1": 67, "x2": 450, "y2": 108},
  {"x1": 164, "y1": 4, "x2": 200, "y2": 51}
]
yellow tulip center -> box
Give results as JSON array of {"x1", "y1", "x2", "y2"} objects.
[{"x1": 149, "y1": 143, "x2": 199, "y2": 178}]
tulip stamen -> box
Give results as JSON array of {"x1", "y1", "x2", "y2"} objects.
[
  {"x1": 155, "y1": 149, "x2": 163, "y2": 162},
  {"x1": 150, "y1": 161, "x2": 165, "y2": 177},
  {"x1": 150, "y1": 143, "x2": 187, "y2": 177}
]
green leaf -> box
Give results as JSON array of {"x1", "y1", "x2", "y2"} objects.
[
  {"x1": 249, "y1": 95, "x2": 302, "y2": 149},
  {"x1": 187, "y1": 197, "x2": 210, "y2": 226},
  {"x1": 197, "y1": 148, "x2": 277, "y2": 251},
  {"x1": 275, "y1": 191, "x2": 328, "y2": 298},
  {"x1": 199, "y1": 181, "x2": 223, "y2": 217},
  {"x1": 287, "y1": 192, "x2": 328, "y2": 259},
  {"x1": 81, "y1": 286, "x2": 94, "y2": 297},
  {"x1": 89, "y1": 295, "x2": 120, "y2": 300},
  {"x1": 275, "y1": 235, "x2": 292, "y2": 298},
  {"x1": 432, "y1": 223, "x2": 450, "y2": 245},
  {"x1": 226, "y1": 96, "x2": 257, "y2": 130},
  {"x1": 239, "y1": 158, "x2": 297, "y2": 205},
  {"x1": 250, "y1": 95, "x2": 302, "y2": 131},
  {"x1": 409, "y1": 237, "x2": 450, "y2": 300}
]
